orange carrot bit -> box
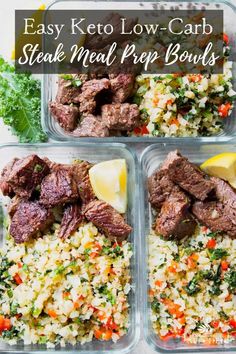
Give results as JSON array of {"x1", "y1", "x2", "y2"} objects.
[
  {"x1": 63, "y1": 291, "x2": 70, "y2": 299},
  {"x1": 13, "y1": 273, "x2": 23, "y2": 285},
  {"x1": 97, "y1": 310, "x2": 106, "y2": 321},
  {"x1": 0, "y1": 316, "x2": 12, "y2": 331},
  {"x1": 84, "y1": 242, "x2": 94, "y2": 249},
  {"x1": 106, "y1": 316, "x2": 119, "y2": 331},
  {"x1": 170, "y1": 118, "x2": 180, "y2": 127},
  {"x1": 221, "y1": 260, "x2": 229, "y2": 271},
  {"x1": 166, "y1": 99, "x2": 174, "y2": 106},
  {"x1": 160, "y1": 332, "x2": 177, "y2": 341},
  {"x1": 178, "y1": 316, "x2": 186, "y2": 326},
  {"x1": 149, "y1": 289, "x2": 155, "y2": 297},
  {"x1": 168, "y1": 261, "x2": 179, "y2": 273},
  {"x1": 47, "y1": 309, "x2": 57, "y2": 318},
  {"x1": 225, "y1": 294, "x2": 232, "y2": 302},
  {"x1": 94, "y1": 242, "x2": 102, "y2": 251},
  {"x1": 155, "y1": 280, "x2": 163, "y2": 287},
  {"x1": 94, "y1": 326, "x2": 112, "y2": 341},
  {"x1": 17, "y1": 262, "x2": 23, "y2": 268},
  {"x1": 210, "y1": 320, "x2": 220, "y2": 329},
  {"x1": 187, "y1": 254, "x2": 199, "y2": 269},
  {"x1": 73, "y1": 296, "x2": 84, "y2": 309},
  {"x1": 206, "y1": 238, "x2": 216, "y2": 249},
  {"x1": 90, "y1": 252, "x2": 99, "y2": 259}
]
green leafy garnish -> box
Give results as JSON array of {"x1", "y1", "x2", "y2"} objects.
[
  {"x1": 208, "y1": 248, "x2": 228, "y2": 260},
  {"x1": 0, "y1": 57, "x2": 47, "y2": 143},
  {"x1": 225, "y1": 270, "x2": 236, "y2": 292}
]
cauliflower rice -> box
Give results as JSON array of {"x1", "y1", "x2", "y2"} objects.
[
  {"x1": 0, "y1": 222, "x2": 132, "y2": 347},
  {"x1": 149, "y1": 225, "x2": 236, "y2": 345},
  {"x1": 134, "y1": 61, "x2": 236, "y2": 137}
]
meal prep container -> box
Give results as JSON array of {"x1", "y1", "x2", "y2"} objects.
[
  {"x1": 140, "y1": 142, "x2": 236, "y2": 353},
  {"x1": 42, "y1": 0, "x2": 236, "y2": 143},
  {"x1": 0, "y1": 142, "x2": 140, "y2": 354}
]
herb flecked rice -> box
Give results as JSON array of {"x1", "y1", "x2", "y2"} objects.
[
  {"x1": 149, "y1": 226, "x2": 236, "y2": 345},
  {"x1": 0, "y1": 222, "x2": 132, "y2": 347},
  {"x1": 134, "y1": 61, "x2": 236, "y2": 137}
]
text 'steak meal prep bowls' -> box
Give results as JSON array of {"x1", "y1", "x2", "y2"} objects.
[
  {"x1": 0, "y1": 143, "x2": 140, "y2": 354},
  {"x1": 140, "y1": 142, "x2": 236, "y2": 353},
  {"x1": 42, "y1": 0, "x2": 236, "y2": 143}
]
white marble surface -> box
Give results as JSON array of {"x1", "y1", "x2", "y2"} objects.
[{"x1": 0, "y1": 1, "x2": 235, "y2": 353}]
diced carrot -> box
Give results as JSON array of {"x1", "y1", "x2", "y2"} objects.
[
  {"x1": 2, "y1": 318, "x2": 12, "y2": 331},
  {"x1": 153, "y1": 97, "x2": 159, "y2": 106},
  {"x1": 149, "y1": 289, "x2": 155, "y2": 297},
  {"x1": 175, "y1": 326, "x2": 185, "y2": 336},
  {"x1": 94, "y1": 328, "x2": 103, "y2": 340},
  {"x1": 168, "y1": 261, "x2": 178, "y2": 273},
  {"x1": 109, "y1": 267, "x2": 116, "y2": 275},
  {"x1": 17, "y1": 262, "x2": 23, "y2": 268},
  {"x1": 95, "y1": 242, "x2": 102, "y2": 251},
  {"x1": 225, "y1": 294, "x2": 232, "y2": 301},
  {"x1": 178, "y1": 316, "x2": 186, "y2": 326},
  {"x1": 0, "y1": 316, "x2": 4, "y2": 329},
  {"x1": 187, "y1": 255, "x2": 197, "y2": 269},
  {"x1": 102, "y1": 329, "x2": 112, "y2": 341},
  {"x1": 160, "y1": 332, "x2": 177, "y2": 341},
  {"x1": 47, "y1": 309, "x2": 57, "y2": 318},
  {"x1": 63, "y1": 291, "x2": 70, "y2": 299},
  {"x1": 90, "y1": 252, "x2": 99, "y2": 259},
  {"x1": 97, "y1": 311, "x2": 106, "y2": 321},
  {"x1": 229, "y1": 319, "x2": 236, "y2": 329},
  {"x1": 211, "y1": 320, "x2": 219, "y2": 328},
  {"x1": 162, "y1": 299, "x2": 183, "y2": 318},
  {"x1": 166, "y1": 99, "x2": 174, "y2": 105},
  {"x1": 106, "y1": 317, "x2": 119, "y2": 331},
  {"x1": 223, "y1": 33, "x2": 229, "y2": 45},
  {"x1": 188, "y1": 74, "x2": 203, "y2": 83},
  {"x1": 206, "y1": 239, "x2": 216, "y2": 249},
  {"x1": 13, "y1": 273, "x2": 23, "y2": 285},
  {"x1": 221, "y1": 260, "x2": 229, "y2": 271},
  {"x1": 170, "y1": 118, "x2": 180, "y2": 126},
  {"x1": 218, "y1": 102, "x2": 231, "y2": 118},
  {"x1": 155, "y1": 280, "x2": 163, "y2": 287}
]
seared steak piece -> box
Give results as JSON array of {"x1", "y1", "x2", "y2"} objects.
[
  {"x1": 84, "y1": 200, "x2": 132, "y2": 240},
  {"x1": 9, "y1": 201, "x2": 54, "y2": 243},
  {"x1": 86, "y1": 13, "x2": 137, "y2": 50},
  {"x1": 73, "y1": 114, "x2": 109, "y2": 138},
  {"x1": 5, "y1": 155, "x2": 50, "y2": 198},
  {"x1": 40, "y1": 166, "x2": 79, "y2": 207},
  {"x1": 148, "y1": 169, "x2": 184, "y2": 209},
  {"x1": 56, "y1": 78, "x2": 81, "y2": 104},
  {"x1": 109, "y1": 73, "x2": 135, "y2": 103},
  {"x1": 78, "y1": 79, "x2": 110, "y2": 115},
  {"x1": 59, "y1": 204, "x2": 84, "y2": 239},
  {"x1": 156, "y1": 192, "x2": 196, "y2": 239},
  {"x1": 74, "y1": 161, "x2": 96, "y2": 204},
  {"x1": 211, "y1": 177, "x2": 236, "y2": 208},
  {"x1": 49, "y1": 102, "x2": 79, "y2": 132},
  {"x1": 192, "y1": 201, "x2": 236, "y2": 238},
  {"x1": 0, "y1": 158, "x2": 19, "y2": 197},
  {"x1": 101, "y1": 103, "x2": 140, "y2": 131},
  {"x1": 8, "y1": 196, "x2": 23, "y2": 217},
  {"x1": 162, "y1": 150, "x2": 214, "y2": 200}
]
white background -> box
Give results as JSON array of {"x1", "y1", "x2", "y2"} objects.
[{"x1": 0, "y1": 1, "x2": 234, "y2": 353}]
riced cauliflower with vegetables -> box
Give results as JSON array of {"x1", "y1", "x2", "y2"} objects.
[
  {"x1": 134, "y1": 61, "x2": 236, "y2": 137},
  {"x1": 149, "y1": 226, "x2": 236, "y2": 345},
  {"x1": 0, "y1": 222, "x2": 132, "y2": 347}
]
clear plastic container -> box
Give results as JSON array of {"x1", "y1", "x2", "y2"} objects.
[
  {"x1": 140, "y1": 142, "x2": 236, "y2": 353},
  {"x1": 42, "y1": 0, "x2": 236, "y2": 143},
  {"x1": 0, "y1": 142, "x2": 140, "y2": 353}
]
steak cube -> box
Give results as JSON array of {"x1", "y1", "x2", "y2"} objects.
[
  {"x1": 73, "y1": 114, "x2": 109, "y2": 138},
  {"x1": 78, "y1": 79, "x2": 110, "y2": 115},
  {"x1": 148, "y1": 169, "x2": 183, "y2": 209},
  {"x1": 74, "y1": 161, "x2": 96, "y2": 204},
  {"x1": 49, "y1": 102, "x2": 79, "y2": 132},
  {"x1": 6, "y1": 155, "x2": 50, "y2": 198},
  {"x1": 56, "y1": 78, "x2": 81, "y2": 104},
  {"x1": 9, "y1": 201, "x2": 54, "y2": 243},
  {"x1": 59, "y1": 204, "x2": 84, "y2": 239},
  {"x1": 84, "y1": 200, "x2": 132, "y2": 240},
  {"x1": 101, "y1": 103, "x2": 140, "y2": 131},
  {"x1": 109, "y1": 73, "x2": 135, "y2": 103},
  {"x1": 192, "y1": 201, "x2": 236, "y2": 238},
  {"x1": 0, "y1": 158, "x2": 19, "y2": 197},
  {"x1": 155, "y1": 192, "x2": 196, "y2": 239},
  {"x1": 40, "y1": 167, "x2": 79, "y2": 207},
  {"x1": 211, "y1": 177, "x2": 236, "y2": 208},
  {"x1": 161, "y1": 150, "x2": 214, "y2": 200}
]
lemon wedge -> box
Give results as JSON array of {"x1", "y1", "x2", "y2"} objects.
[
  {"x1": 89, "y1": 159, "x2": 127, "y2": 213},
  {"x1": 201, "y1": 152, "x2": 236, "y2": 188}
]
